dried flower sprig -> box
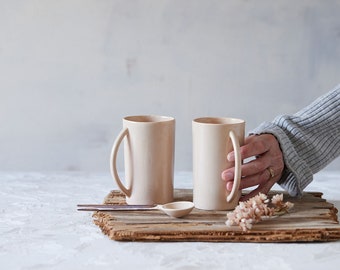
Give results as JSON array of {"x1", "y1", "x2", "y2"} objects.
[{"x1": 226, "y1": 193, "x2": 294, "y2": 232}]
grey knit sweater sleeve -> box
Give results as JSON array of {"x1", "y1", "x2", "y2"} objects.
[{"x1": 250, "y1": 85, "x2": 340, "y2": 197}]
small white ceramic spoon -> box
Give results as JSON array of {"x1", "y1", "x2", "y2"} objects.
[
  {"x1": 157, "y1": 201, "x2": 195, "y2": 218},
  {"x1": 77, "y1": 201, "x2": 195, "y2": 218}
]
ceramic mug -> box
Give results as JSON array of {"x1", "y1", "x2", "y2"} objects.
[
  {"x1": 110, "y1": 115, "x2": 175, "y2": 205},
  {"x1": 192, "y1": 117, "x2": 245, "y2": 210}
]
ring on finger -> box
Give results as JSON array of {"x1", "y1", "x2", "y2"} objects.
[{"x1": 266, "y1": 167, "x2": 275, "y2": 179}]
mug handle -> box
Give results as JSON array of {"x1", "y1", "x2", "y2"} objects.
[
  {"x1": 226, "y1": 130, "x2": 242, "y2": 202},
  {"x1": 110, "y1": 127, "x2": 131, "y2": 197}
]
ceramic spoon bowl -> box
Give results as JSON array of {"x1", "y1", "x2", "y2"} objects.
[{"x1": 157, "y1": 201, "x2": 195, "y2": 218}]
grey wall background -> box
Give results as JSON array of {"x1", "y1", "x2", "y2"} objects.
[{"x1": 1, "y1": 0, "x2": 339, "y2": 172}]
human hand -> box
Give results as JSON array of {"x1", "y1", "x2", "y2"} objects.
[{"x1": 221, "y1": 134, "x2": 284, "y2": 201}]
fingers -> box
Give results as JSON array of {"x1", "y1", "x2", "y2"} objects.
[
  {"x1": 222, "y1": 133, "x2": 284, "y2": 200},
  {"x1": 231, "y1": 167, "x2": 270, "y2": 190},
  {"x1": 224, "y1": 164, "x2": 275, "y2": 191},
  {"x1": 238, "y1": 155, "x2": 266, "y2": 175},
  {"x1": 222, "y1": 154, "x2": 271, "y2": 184},
  {"x1": 222, "y1": 134, "x2": 283, "y2": 183},
  {"x1": 227, "y1": 135, "x2": 270, "y2": 162}
]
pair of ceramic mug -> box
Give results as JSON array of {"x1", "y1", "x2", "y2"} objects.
[{"x1": 110, "y1": 115, "x2": 245, "y2": 211}]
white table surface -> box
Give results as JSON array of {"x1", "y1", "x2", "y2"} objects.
[{"x1": 1, "y1": 171, "x2": 340, "y2": 270}]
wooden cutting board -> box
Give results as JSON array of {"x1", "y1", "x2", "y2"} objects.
[{"x1": 92, "y1": 189, "x2": 340, "y2": 242}]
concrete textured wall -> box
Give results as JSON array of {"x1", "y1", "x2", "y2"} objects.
[{"x1": 1, "y1": 0, "x2": 339, "y2": 172}]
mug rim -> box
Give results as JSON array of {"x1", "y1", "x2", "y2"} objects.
[
  {"x1": 193, "y1": 117, "x2": 245, "y2": 125},
  {"x1": 124, "y1": 115, "x2": 175, "y2": 123}
]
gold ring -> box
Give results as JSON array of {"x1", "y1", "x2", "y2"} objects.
[{"x1": 267, "y1": 167, "x2": 275, "y2": 178}]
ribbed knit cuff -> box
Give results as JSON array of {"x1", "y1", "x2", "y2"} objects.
[{"x1": 250, "y1": 121, "x2": 313, "y2": 197}]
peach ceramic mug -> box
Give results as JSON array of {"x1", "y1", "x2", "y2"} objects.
[
  {"x1": 110, "y1": 115, "x2": 175, "y2": 205},
  {"x1": 192, "y1": 117, "x2": 245, "y2": 210}
]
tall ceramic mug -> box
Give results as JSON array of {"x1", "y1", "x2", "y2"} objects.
[
  {"x1": 192, "y1": 117, "x2": 245, "y2": 210},
  {"x1": 110, "y1": 115, "x2": 175, "y2": 205}
]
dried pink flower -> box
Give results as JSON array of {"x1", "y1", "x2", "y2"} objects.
[
  {"x1": 225, "y1": 193, "x2": 294, "y2": 232},
  {"x1": 271, "y1": 193, "x2": 283, "y2": 205}
]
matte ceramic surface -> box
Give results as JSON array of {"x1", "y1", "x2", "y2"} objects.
[
  {"x1": 110, "y1": 115, "x2": 175, "y2": 205},
  {"x1": 192, "y1": 117, "x2": 245, "y2": 210}
]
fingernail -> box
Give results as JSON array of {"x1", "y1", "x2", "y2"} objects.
[
  {"x1": 222, "y1": 172, "x2": 233, "y2": 181},
  {"x1": 226, "y1": 182, "x2": 233, "y2": 191},
  {"x1": 227, "y1": 152, "x2": 234, "y2": 161}
]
